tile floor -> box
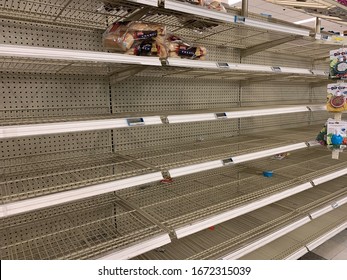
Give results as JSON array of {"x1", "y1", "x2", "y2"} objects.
[{"x1": 311, "y1": 229, "x2": 347, "y2": 260}]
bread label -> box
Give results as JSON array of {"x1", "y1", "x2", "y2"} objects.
[{"x1": 134, "y1": 31, "x2": 158, "y2": 40}]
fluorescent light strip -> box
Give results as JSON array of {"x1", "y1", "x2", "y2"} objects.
[
  {"x1": 222, "y1": 217, "x2": 310, "y2": 260},
  {"x1": 0, "y1": 44, "x2": 162, "y2": 66},
  {"x1": 236, "y1": 16, "x2": 310, "y2": 37},
  {"x1": 174, "y1": 182, "x2": 313, "y2": 239},
  {"x1": 284, "y1": 247, "x2": 309, "y2": 260},
  {"x1": 165, "y1": 0, "x2": 234, "y2": 23},
  {"x1": 312, "y1": 167, "x2": 347, "y2": 186},
  {"x1": 169, "y1": 160, "x2": 224, "y2": 178},
  {"x1": 167, "y1": 113, "x2": 216, "y2": 124},
  {"x1": 0, "y1": 117, "x2": 162, "y2": 139},
  {"x1": 310, "y1": 205, "x2": 334, "y2": 220},
  {"x1": 97, "y1": 233, "x2": 171, "y2": 260},
  {"x1": 231, "y1": 143, "x2": 307, "y2": 164},
  {"x1": 306, "y1": 220, "x2": 347, "y2": 251},
  {"x1": 0, "y1": 172, "x2": 163, "y2": 218},
  {"x1": 225, "y1": 106, "x2": 308, "y2": 118}
]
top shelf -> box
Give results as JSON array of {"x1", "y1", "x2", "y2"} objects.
[{"x1": 0, "y1": 0, "x2": 345, "y2": 59}]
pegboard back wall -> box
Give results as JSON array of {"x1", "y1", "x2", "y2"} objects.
[
  {"x1": 0, "y1": 73, "x2": 110, "y2": 122},
  {"x1": 112, "y1": 77, "x2": 240, "y2": 113},
  {"x1": 241, "y1": 81, "x2": 311, "y2": 106},
  {"x1": 312, "y1": 85, "x2": 328, "y2": 104},
  {"x1": 1, "y1": 18, "x2": 104, "y2": 51},
  {"x1": 0, "y1": 131, "x2": 112, "y2": 162},
  {"x1": 114, "y1": 120, "x2": 239, "y2": 151}
]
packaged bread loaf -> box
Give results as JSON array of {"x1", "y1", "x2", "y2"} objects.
[
  {"x1": 103, "y1": 21, "x2": 166, "y2": 53},
  {"x1": 204, "y1": 0, "x2": 227, "y2": 12},
  {"x1": 166, "y1": 34, "x2": 207, "y2": 60}
]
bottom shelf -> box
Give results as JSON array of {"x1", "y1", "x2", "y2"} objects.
[{"x1": 240, "y1": 205, "x2": 347, "y2": 260}]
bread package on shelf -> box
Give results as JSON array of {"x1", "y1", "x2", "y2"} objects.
[
  {"x1": 177, "y1": 0, "x2": 204, "y2": 6},
  {"x1": 166, "y1": 34, "x2": 207, "y2": 60},
  {"x1": 326, "y1": 83, "x2": 347, "y2": 112},
  {"x1": 204, "y1": 0, "x2": 227, "y2": 12},
  {"x1": 330, "y1": 48, "x2": 347, "y2": 79},
  {"x1": 103, "y1": 21, "x2": 167, "y2": 57}
]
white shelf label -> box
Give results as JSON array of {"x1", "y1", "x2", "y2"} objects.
[
  {"x1": 215, "y1": 112, "x2": 227, "y2": 119},
  {"x1": 127, "y1": 117, "x2": 145, "y2": 126},
  {"x1": 217, "y1": 62, "x2": 229, "y2": 69},
  {"x1": 272, "y1": 66, "x2": 282, "y2": 72},
  {"x1": 332, "y1": 202, "x2": 339, "y2": 209}
]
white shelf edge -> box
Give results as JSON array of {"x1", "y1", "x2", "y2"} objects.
[
  {"x1": 306, "y1": 220, "x2": 347, "y2": 251},
  {"x1": 130, "y1": 0, "x2": 158, "y2": 7},
  {"x1": 310, "y1": 205, "x2": 334, "y2": 220},
  {"x1": 225, "y1": 106, "x2": 309, "y2": 119},
  {"x1": 167, "y1": 113, "x2": 216, "y2": 123},
  {"x1": 231, "y1": 143, "x2": 307, "y2": 164},
  {"x1": 222, "y1": 216, "x2": 311, "y2": 260},
  {"x1": 96, "y1": 233, "x2": 171, "y2": 260},
  {"x1": 169, "y1": 160, "x2": 224, "y2": 178},
  {"x1": 284, "y1": 247, "x2": 309, "y2": 260},
  {"x1": 0, "y1": 116, "x2": 162, "y2": 139},
  {"x1": 312, "y1": 167, "x2": 347, "y2": 186},
  {"x1": 174, "y1": 182, "x2": 313, "y2": 239},
  {"x1": 235, "y1": 16, "x2": 310, "y2": 37},
  {"x1": 164, "y1": 0, "x2": 234, "y2": 23},
  {"x1": 0, "y1": 172, "x2": 163, "y2": 217},
  {"x1": 0, "y1": 44, "x2": 162, "y2": 66}
]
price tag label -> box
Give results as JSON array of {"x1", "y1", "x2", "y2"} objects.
[
  {"x1": 234, "y1": 16, "x2": 246, "y2": 24},
  {"x1": 222, "y1": 158, "x2": 233, "y2": 165},
  {"x1": 127, "y1": 117, "x2": 144, "y2": 126},
  {"x1": 215, "y1": 112, "x2": 227, "y2": 119},
  {"x1": 271, "y1": 66, "x2": 282, "y2": 72},
  {"x1": 332, "y1": 202, "x2": 339, "y2": 209},
  {"x1": 217, "y1": 62, "x2": 229, "y2": 69}
]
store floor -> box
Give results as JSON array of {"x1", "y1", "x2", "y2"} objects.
[{"x1": 300, "y1": 229, "x2": 347, "y2": 260}]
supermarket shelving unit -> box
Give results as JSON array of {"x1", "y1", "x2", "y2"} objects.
[{"x1": 0, "y1": 0, "x2": 346, "y2": 259}]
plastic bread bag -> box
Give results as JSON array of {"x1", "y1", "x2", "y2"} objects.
[
  {"x1": 166, "y1": 34, "x2": 207, "y2": 60},
  {"x1": 330, "y1": 48, "x2": 347, "y2": 79},
  {"x1": 326, "y1": 83, "x2": 347, "y2": 112},
  {"x1": 176, "y1": 0, "x2": 204, "y2": 6},
  {"x1": 103, "y1": 21, "x2": 166, "y2": 52},
  {"x1": 125, "y1": 38, "x2": 168, "y2": 58},
  {"x1": 204, "y1": 0, "x2": 227, "y2": 12}
]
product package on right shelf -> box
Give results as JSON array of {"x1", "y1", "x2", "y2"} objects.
[{"x1": 326, "y1": 118, "x2": 347, "y2": 158}]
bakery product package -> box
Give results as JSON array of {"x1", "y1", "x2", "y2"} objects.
[
  {"x1": 103, "y1": 21, "x2": 167, "y2": 57},
  {"x1": 166, "y1": 34, "x2": 207, "y2": 60}
]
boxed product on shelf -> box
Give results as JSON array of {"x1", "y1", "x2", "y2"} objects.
[
  {"x1": 326, "y1": 83, "x2": 347, "y2": 112},
  {"x1": 326, "y1": 118, "x2": 347, "y2": 150},
  {"x1": 166, "y1": 34, "x2": 207, "y2": 60},
  {"x1": 330, "y1": 48, "x2": 347, "y2": 79},
  {"x1": 103, "y1": 21, "x2": 167, "y2": 57}
]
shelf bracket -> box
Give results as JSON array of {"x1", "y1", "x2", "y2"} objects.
[{"x1": 241, "y1": 35, "x2": 301, "y2": 58}]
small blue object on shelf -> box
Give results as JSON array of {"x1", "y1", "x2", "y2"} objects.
[{"x1": 263, "y1": 170, "x2": 273, "y2": 177}]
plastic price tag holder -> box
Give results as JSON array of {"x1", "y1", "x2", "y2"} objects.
[
  {"x1": 222, "y1": 158, "x2": 233, "y2": 165},
  {"x1": 217, "y1": 62, "x2": 229, "y2": 69},
  {"x1": 127, "y1": 117, "x2": 145, "y2": 126},
  {"x1": 271, "y1": 66, "x2": 282, "y2": 72},
  {"x1": 215, "y1": 112, "x2": 227, "y2": 119},
  {"x1": 332, "y1": 202, "x2": 339, "y2": 209}
]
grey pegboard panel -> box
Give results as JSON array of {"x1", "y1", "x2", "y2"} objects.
[
  {"x1": 242, "y1": 51, "x2": 312, "y2": 69},
  {"x1": 240, "y1": 112, "x2": 310, "y2": 135},
  {"x1": 112, "y1": 77, "x2": 240, "y2": 113},
  {"x1": 0, "y1": 131, "x2": 112, "y2": 161},
  {"x1": 1, "y1": 18, "x2": 104, "y2": 51},
  {"x1": 204, "y1": 45, "x2": 240, "y2": 63},
  {"x1": 241, "y1": 81, "x2": 311, "y2": 106},
  {"x1": 310, "y1": 111, "x2": 331, "y2": 126},
  {"x1": 311, "y1": 85, "x2": 328, "y2": 104},
  {"x1": 0, "y1": 73, "x2": 110, "y2": 123},
  {"x1": 113, "y1": 120, "x2": 239, "y2": 151}
]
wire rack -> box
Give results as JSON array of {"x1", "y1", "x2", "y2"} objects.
[
  {"x1": 133, "y1": 179, "x2": 347, "y2": 260},
  {"x1": 240, "y1": 203, "x2": 347, "y2": 260},
  {"x1": 118, "y1": 147, "x2": 338, "y2": 231},
  {"x1": 0, "y1": 152, "x2": 157, "y2": 204},
  {"x1": 0, "y1": 197, "x2": 164, "y2": 259}
]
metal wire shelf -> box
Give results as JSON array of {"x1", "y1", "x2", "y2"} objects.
[{"x1": 0, "y1": 198, "x2": 165, "y2": 259}]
